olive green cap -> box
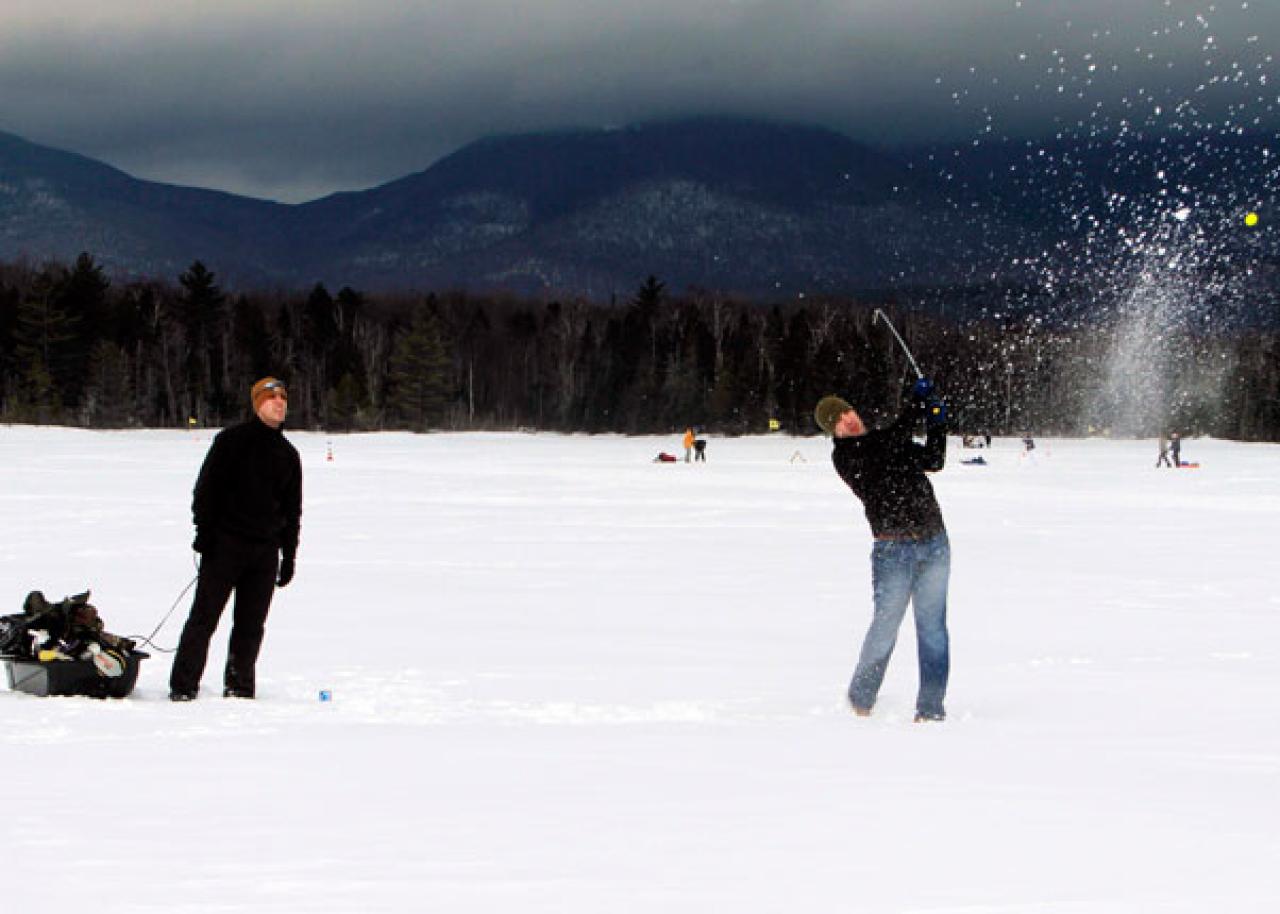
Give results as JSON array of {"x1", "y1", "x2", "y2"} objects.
[{"x1": 814, "y1": 395, "x2": 853, "y2": 435}]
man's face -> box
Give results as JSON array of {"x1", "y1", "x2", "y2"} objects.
[
  {"x1": 833, "y1": 408, "x2": 865, "y2": 438},
  {"x1": 256, "y1": 387, "x2": 288, "y2": 428}
]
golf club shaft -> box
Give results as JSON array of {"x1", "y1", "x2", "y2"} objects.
[{"x1": 872, "y1": 308, "x2": 924, "y2": 380}]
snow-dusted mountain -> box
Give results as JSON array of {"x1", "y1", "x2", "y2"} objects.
[
  {"x1": 1, "y1": 119, "x2": 1275, "y2": 300},
  {"x1": 0, "y1": 129, "x2": 290, "y2": 285}
]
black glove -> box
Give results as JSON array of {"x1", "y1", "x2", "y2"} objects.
[
  {"x1": 277, "y1": 553, "x2": 295, "y2": 588},
  {"x1": 192, "y1": 528, "x2": 213, "y2": 555}
]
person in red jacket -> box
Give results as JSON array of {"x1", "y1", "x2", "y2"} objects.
[
  {"x1": 815, "y1": 379, "x2": 950, "y2": 721},
  {"x1": 170, "y1": 377, "x2": 302, "y2": 701}
]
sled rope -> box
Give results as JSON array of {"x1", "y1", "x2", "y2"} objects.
[{"x1": 127, "y1": 557, "x2": 200, "y2": 653}]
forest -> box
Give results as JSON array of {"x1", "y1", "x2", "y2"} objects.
[{"x1": 1, "y1": 253, "x2": 1276, "y2": 440}]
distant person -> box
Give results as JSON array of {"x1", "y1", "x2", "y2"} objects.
[
  {"x1": 694, "y1": 438, "x2": 707, "y2": 462},
  {"x1": 814, "y1": 378, "x2": 951, "y2": 723},
  {"x1": 1022, "y1": 435, "x2": 1036, "y2": 453},
  {"x1": 1170, "y1": 432, "x2": 1182, "y2": 467},
  {"x1": 1156, "y1": 435, "x2": 1173, "y2": 468},
  {"x1": 170, "y1": 377, "x2": 302, "y2": 702},
  {"x1": 682, "y1": 427, "x2": 695, "y2": 463}
]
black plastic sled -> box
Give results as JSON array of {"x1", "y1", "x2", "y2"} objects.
[{"x1": 3, "y1": 651, "x2": 148, "y2": 699}]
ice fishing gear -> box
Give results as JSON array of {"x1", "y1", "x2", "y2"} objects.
[
  {"x1": 871, "y1": 308, "x2": 924, "y2": 380},
  {"x1": 1, "y1": 591, "x2": 136, "y2": 658},
  {"x1": 1, "y1": 590, "x2": 148, "y2": 698}
]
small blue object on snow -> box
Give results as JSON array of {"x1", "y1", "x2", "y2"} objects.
[{"x1": 319, "y1": 689, "x2": 332, "y2": 702}]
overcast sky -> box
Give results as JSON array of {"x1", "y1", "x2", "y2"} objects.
[{"x1": 1, "y1": 0, "x2": 1275, "y2": 202}]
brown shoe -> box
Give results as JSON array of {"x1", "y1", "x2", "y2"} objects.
[
  {"x1": 851, "y1": 705, "x2": 872, "y2": 718},
  {"x1": 913, "y1": 711, "x2": 945, "y2": 723}
]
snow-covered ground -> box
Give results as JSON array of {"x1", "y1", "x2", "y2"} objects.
[{"x1": 1, "y1": 426, "x2": 1277, "y2": 913}]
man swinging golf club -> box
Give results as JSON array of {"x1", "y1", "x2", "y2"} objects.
[
  {"x1": 169, "y1": 377, "x2": 302, "y2": 701},
  {"x1": 815, "y1": 373, "x2": 951, "y2": 722}
]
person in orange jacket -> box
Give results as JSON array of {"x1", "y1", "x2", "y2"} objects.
[{"x1": 682, "y1": 427, "x2": 695, "y2": 462}]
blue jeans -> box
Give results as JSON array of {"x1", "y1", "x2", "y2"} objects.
[{"x1": 849, "y1": 532, "x2": 950, "y2": 718}]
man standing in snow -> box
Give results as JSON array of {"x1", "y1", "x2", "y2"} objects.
[
  {"x1": 170, "y1": 377, "x2": 302, "y2": 701},
  {"x1": 815, "y1": 380, "x2": 950, "y2": 722}
]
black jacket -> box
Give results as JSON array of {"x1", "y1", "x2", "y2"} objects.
[
  {"x1": 192, "y1": 417, "x2": 302, "y2": 558},
  {"x1": 831, "y1": 408, "x2": 946, "y2": 539}
]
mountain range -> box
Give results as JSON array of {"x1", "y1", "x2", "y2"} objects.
[{"x1": 1, "y1": 118, "x2": 1275, "y2": 301}]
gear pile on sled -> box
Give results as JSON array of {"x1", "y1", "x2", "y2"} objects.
[{"x1": 0, "y1": 591, "x2": 147, "y2": 698}]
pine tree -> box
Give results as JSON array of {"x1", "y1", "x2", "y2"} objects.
[
  {"x1": 386, "y1": 306, "x2": 452, "y2": 430},
  {"x1": 82, "y1": 340, "x2": 134, "y2": 426},
  {"x1": 12, "y1": 267, "x2": 79, "y2": 418},
  {"x1": 630, "y1": 275, "x2": 665, "y2": 386},
  {"x1": 326, "y1": 372, "x2": 366, "y2": 431},
  {"x1": 178, "y1": 261, "x2": 226, "y2": 421},
  {"x1": 62, "y1": 253, "x2": 111, "y2": 341}
]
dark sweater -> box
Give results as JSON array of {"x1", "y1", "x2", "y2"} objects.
[
  {"x1": 192, "y1": 417, "x2": 302, "y2": 557},
  {"x1": 831, "y1": 409, "x2": 946, "y2": 539}
]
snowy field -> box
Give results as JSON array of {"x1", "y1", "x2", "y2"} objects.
[{"x1": 1, "y1": 426, "x2": 1278, "y2": 913}]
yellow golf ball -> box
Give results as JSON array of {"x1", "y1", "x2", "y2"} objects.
[{"x1": 1244, "y1": 212, "x2": 1259, "y2": 227}]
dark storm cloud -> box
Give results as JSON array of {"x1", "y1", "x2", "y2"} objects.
[{"x1": 1, "y1": 1, "x2": 1275, "y2": 201}]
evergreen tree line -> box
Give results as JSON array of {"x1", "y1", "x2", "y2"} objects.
[{"x1": 0, "y1": 254, "x2": 1276, "y2": 439}]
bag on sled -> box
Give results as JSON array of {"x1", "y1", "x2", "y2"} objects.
[{"x1": 1, "y1": 590, "x2": 147, "y2": 699}]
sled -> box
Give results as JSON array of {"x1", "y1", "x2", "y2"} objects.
[{"x1": 2, "y1": 651, "x2": 148, "y2": 699}]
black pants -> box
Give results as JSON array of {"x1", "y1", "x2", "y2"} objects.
[{"x1": 170, "y1": 534, "x2": 278, "y2": 696}]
